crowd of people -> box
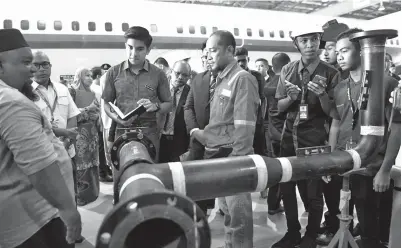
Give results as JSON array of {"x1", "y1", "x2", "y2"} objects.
[{"x1": 0, "y1": 17, "x2": 400, "y2": 248}]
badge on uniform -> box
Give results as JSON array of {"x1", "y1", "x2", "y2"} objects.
[{"x1": 299, "y1": 104, "x2": 308, "y2": 120}]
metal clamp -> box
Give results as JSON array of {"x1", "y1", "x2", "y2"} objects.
[{"x1": 110, "y1": 131, "x2": 156, "y2": 170}]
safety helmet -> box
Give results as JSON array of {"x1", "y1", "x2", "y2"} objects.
[{"x1": 290, "y1": 26, "x2": 323, "y2": 40}]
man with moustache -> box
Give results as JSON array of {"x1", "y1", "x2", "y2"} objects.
[
  {"x1": 273, "y1": 26, "x2": 340, "y2": 248},
  {"x1": 201, "y1": 30, "x2": 259, "y2": 248},
  {"x1": 184, "y1": 41, "x2": 217, "y2": 214},
  {"x1": 158, "y1": 60, "x2": 191, "y2": 162},
  {"x1": 0, "y1": 28, "x2": 81, "y2": 248}
]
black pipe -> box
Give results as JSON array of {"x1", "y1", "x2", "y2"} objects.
[
  {"x1": 96, "y1": 29, "x2": 397, "y2": 248},
  {"x1": 98, "y1": 132, "x2": 211, "y2": 248}
]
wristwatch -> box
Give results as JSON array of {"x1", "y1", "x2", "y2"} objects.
[{"x1": 154, "y1": 102, "x2": 161, "y2": 112}]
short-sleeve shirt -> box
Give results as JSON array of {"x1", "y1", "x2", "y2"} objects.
[
  {"x1": 275, "y1": 59, "x2": 340, "y2": 146},
  {"x1": 0, "y1": 79, "x2": 74, "y2": 248},
  {"x1": 102, "y1": 60, "x2": 172, "y2": 126},
  {"x1": 32, "y1": 80, "x2": 80, "y2": 129},
  {"x1": 265, "y1": 75, "x2": 287, "y2": 132},
  {"x1": 334, "y1": 74, "x2": 400, "y2": 151}
]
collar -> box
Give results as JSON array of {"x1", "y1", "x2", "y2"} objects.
[
  {"x1": 347, "y1": 74, "x2": 362, "y2": 85},
  {"x1": 218, "y1": 60, "x2": 238, "y2": 79},
  {"x1": 123, "y1": 59, "x2": 150, "y2": 72},
  {"x1": 297, "y1": 57, "x2": 320, "y2": 75},
  {"x1": 265, "y1": 75, "x2": 269, "y2": 81},
  {"x1": 170, "y1": 81, "x2": 186, "y2": 91},
  {"x1": 31, "y1": 79, "x2": 53, "y2": 91}
]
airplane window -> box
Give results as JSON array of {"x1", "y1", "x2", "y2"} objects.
[
  {"x1": 234, "y1": 28, "x2": 239, "y2": 36},
  {"x1": 247, "y1": 28, "x2": 252, "y2": 37},
  {"x1": 177, "y1": 26, "x2": 183, "y2": 34},
  {"x1": 279, "y1": 30, "x2": 285, "y2": 38},
  {"x1": 150, "y1": 24, "x2": 157, "y2": 33},
  {"x1": 397, "y1": 40, "x2": 399, "y2": 46},
  {"x1": 3, "y1": 19, "x2": 12, "y2": 29},
  {"x1": 88, "y1": 22, "x2": 96, "y2": 31},
  {"x1": 269, "y1": 31, "x2": 274, "y2": 38},
  {"x1": 54, "y1": 21, "x2": 62, "y2": 31},
  {"x1": 21, "y1": 20, "x2": 29, "y2": 30},
  {"x1": 189, "y1": 25, "x2": 195, "y2": 34},
  {"x1": 259, "y1": 29, "x2": 264, "y2": 37},
  {"x1": 105, "y1": 22, "x2": 112, "y2": 32},
  {"x1": 212, "y1": 27, "x2": 218, "y2": 32},
  {"x1": 200, "y1": 26, "x2": 206, "y2": 35},
  {"x1": 37, "y1": 20, "x2": 46, "y2": 30},
  {"x1": 72, "y1": 21, "x2": 80, "y2": 31},
  {"x1": 122, "y1": 23, "x2": 129, "y2": 32}
]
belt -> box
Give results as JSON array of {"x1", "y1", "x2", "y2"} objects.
[
  {"x1": 205, "y1": 143, "x2": 233, "y2": 151},
  {"x1": 162, "y1": 134, "x2": 174, "y2": 140}
]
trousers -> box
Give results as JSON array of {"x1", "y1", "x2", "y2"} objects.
[{"x1": 204, "y1": 148, "x2": 253, "y2": 248}]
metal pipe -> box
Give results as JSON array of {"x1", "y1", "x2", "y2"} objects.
[
  {"x1": 96, "y1": 29, "x2": 398, "y2": 248},
  {"x1": 98, "y1": 132, "x2": 211, "y2": 248}
]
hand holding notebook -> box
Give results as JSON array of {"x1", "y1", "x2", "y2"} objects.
[{"x1": 109, "y1": 102, "x2": 147, "y2": 121}]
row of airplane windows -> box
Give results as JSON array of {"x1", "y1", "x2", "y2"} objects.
[
  {"x1": 2, "y1": 19, "x2": 288, "y2": 39},
  {"x1": 2, "y1": 19, "x2": 399, "y2": 46}
]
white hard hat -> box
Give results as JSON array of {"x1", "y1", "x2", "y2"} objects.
[{"x1": 290, "y1": 26, "x2": 323, "y2": 40}]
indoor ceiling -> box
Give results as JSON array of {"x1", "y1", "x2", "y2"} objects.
[{"x1": 151, "y1": 0, "x2": 401, "y2": 20}]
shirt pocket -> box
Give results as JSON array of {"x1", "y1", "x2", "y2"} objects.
[
  {"x1": 216, "y1": 92, "x2": 230, "y2": 120},
  {"x1": 57, "y1": 96, "x2": 69, "y2": 117},
  {"x1": 141, "y1": 84, "x2": 158, "y2": 101}
]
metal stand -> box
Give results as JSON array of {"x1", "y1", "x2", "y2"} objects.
[{"x1": 327, "y1": 169, "x2": 369, "y2": 248}]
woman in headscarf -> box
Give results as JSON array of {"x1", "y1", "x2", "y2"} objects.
[{"x1": 68, "y1": 67, "x2": 100, "y2": 206}]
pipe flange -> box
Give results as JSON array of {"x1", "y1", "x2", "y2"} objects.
[
  {"x1": 110, "y1": 131, "x2": 156, "y2": 170},
  {"x1": 349, "y1": 29, "x2": 398, "y2": 41},
  {"x1": 95, "y1": 191, "x2": 211, "y2": 248}
]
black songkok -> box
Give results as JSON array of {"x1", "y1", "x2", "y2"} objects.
[
  {"x1": 320, "y1": 19, "x2": 349, "y2": 49},
  {"x1": 101, "y1": 63, "x2": 111, "y2": 70},
  {"x1": 0, "y1": 28, "x2": 29, "y2": 52}
]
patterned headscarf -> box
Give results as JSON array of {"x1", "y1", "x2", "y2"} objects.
[{"x1": 71, "y1": 67, "x2": 90, "y2": 90}]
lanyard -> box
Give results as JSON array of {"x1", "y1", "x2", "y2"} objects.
[
  {"x1": 36, "y1": 86, "x2": 58, "y2": 122},
  {"x1": 299, "y1": 67, "x2": 311, "y2": 104},
  {"x1": 347, "y1": 81, "x2": 361, "y2": 131}
]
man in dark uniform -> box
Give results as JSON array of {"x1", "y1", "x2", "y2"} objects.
[
  {"x1": 234, "y1": 47, "x2": 268, "y2": 157},
  {"x1": 329, "y1": 28, "x2": 399, "y2": 248},
  {"x1": 264, "y1": 52, "x2": 291, "y2": 215},
  {"x1": 316, "y1": 19, "x2": 354, "y2": 245},
  {"x1": 273, "y1": 26, "x2": 340, "y2": 248},
  {"x1": 320, "y1": 19, "x2": 350, "y2": 80}
]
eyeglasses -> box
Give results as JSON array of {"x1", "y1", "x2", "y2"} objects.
[
  {"x1": 33, "y1": 62, "x2": 51, "y2": 69},
  {"x1": 173, "y1": 70, "x2": 190, "y2": 78}
]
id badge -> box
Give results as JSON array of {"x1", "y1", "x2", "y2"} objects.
[{"x1": 299, "y1": 104, "x2": 308, "y2": 120}]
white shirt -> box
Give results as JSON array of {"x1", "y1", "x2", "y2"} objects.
[{"x1": 32, "y1": 81, "x2": 80, "y2": 129}]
